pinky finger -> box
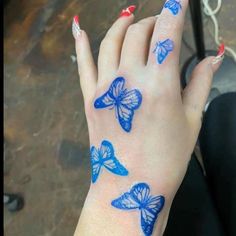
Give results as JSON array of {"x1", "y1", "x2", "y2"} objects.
[
  {"x1": 73, "y1": 16, "x2": 97, "y2": 102},
  {"x1": 182, "y1": 44, "x2": 225, "y2": 132}
]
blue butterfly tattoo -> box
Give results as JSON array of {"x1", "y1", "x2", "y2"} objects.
[
  {"x1": 90, "y1": 140, "x2": 128, "y2": 183},
  {"x1": 153, "y1": 39, "x2": 174, "y2": 64},
  {"x1": 111, "y1": 183, "x2": 165, "y2": 236},
  {"x1": 94, "y1": 77, "x2": 142, "y2": 132},
  {"x1": 164, "y1": 0, "x2": 182, "y2": 15}
]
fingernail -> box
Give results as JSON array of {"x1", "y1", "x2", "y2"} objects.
[
  {"x1": 119, "y1": 5, "x2": 136, "y2": 17},
  {"x1": 72, "y1": 15, "x2": 81, "y2": 39},
  {"x1": 212, "y1": 43, "x2": 225, "y2": 65}
]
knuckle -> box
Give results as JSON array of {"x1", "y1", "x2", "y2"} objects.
[
  {"x1": 99, "y1": 36, "x2": 118, "y2": 52},
  {"x1": 138, "y1": 17, "x2": 155, "y2": 25},
  {"x1": 127, "y1": 24, "x2": 141, "y2": 34},
  {"x1": 158, "y1": 16, "x2": 180, "y2": 33}
]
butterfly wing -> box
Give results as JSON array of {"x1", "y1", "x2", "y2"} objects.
[
  {"x1": 140, "y1": 196, "x2": 165, "y2": 236},
  {"x1": 164, "y1": 0, "x2": 176, "y2": 9},
  {"x1": 116, "y1": 104, "x2": 134, "y2": 132},
  {"x1": 111, "y1": 192, "x2": 140, "y2": 210},
  {"x1": 120, "y1": 89, "x2": 142, "y2": 110},
  {"x1": 129, "y1": 183, "x2": 164, "y2": 235},
  {"x1": 90, "y1": 146, "x2": 101, "y2": 183},
  {"x1": 94, "y1": 77, "x2": 125, "y2": 109},
  {"x1": 100, "y1": 140, "x2": 114, "y2": 159},
  {"x1": 116, "y1": 89, "x2": 142, "y2": 132},
  {"x1": 103, "y1": 156, "x2": 128, "y2": 176},
  {"x1": 156, "y1": 44, "x2": 167, "y2": 64},
  {"x1": 109, "y1": 77, "x2": 125, "y2": 98},
  {"x1": 156, "y1": 39, "x2": 174, "y2": 64},
  {"x1": 164, "y1": 0, "x2": 181, "y2": 15},
  {"x1": 171, "y1": 3, "x2": 181, "y2": 15},
  {"x1": 162, "y1": 39, "x2": 174, "y2": 51},
  {"x1": 145, "y1": 196, "x2": 165, "y2": 214},
  {"x1": 130, "y1": 183, "x2": 151, "y2": 205},
  {"x1": 100, "y1": 140, "x2": 128, "y2": 176},
  {"x1": 94, "y1": 91, "x2": 115, "y2": 109}
]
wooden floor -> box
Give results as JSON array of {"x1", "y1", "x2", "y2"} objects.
[{"x1": 4, "y1": 0, "x2": 236, "y2": 235}]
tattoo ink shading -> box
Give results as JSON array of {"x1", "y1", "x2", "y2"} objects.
[
  {"x1": 111, "y1": 183, "x2": 165, "y2": 236},
  {"x1": 164, "y1": 0, "x2": 182, "y2": 15},
  {"x1": 153, "y1": 39, "x2": 174, "y2": 64},
  {"x1": 94, "y1": 77, "x2": 142, "y2": 132},
  {"x1": 90, "y1": 140, "x2": 128, "y2": 183}
]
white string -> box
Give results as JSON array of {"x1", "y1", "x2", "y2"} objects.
[{"x1": 202, "y1": 0, "x2": 236, "y2": 61}]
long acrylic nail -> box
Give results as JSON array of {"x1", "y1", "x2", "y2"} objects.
[
  {"x1": 119, "y1": 5, "x2": 136, "y2": 17},
  {"x1": 72, "y1": 15, "x2": 81, "y2": 39},
  {"x1": 212, "y1": 43, "x2": 225, "y2": 65}
]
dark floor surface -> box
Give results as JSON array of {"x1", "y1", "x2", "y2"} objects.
[{"x1": 4, "y1": 0, "x2": 236, "y2": 235}]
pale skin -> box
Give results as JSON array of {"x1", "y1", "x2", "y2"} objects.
[{"x1": 73, "y1": 0, "x2": 222, "y2": 235}]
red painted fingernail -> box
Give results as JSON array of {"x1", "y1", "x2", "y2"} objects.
[
  {"x1": 217, "y1": 43, "x2": 225, "y2": 57},
  {"x1": 72, "y1": 15, "x2": 81, "y2": 39},
  {"x1": 119, "y1": 5, "x2": 136, "y2": 17},
  {"x1": 212, "y1": 43, "x2": 225, "y2": 65}
]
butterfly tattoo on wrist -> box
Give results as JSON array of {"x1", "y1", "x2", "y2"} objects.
[
  {"x1": 90, "y1": 140, "x2": 128, "y2": 183},
  {"x1": 94, "y1": 77, "x2": 142, "y2": 132},
  {"x1": 111, "y1": 183, "x2": 165, "y2": 236}
]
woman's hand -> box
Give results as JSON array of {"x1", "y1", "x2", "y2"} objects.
[{"x1": 73, "y1": 1, "x2": 223, "y2": 235}]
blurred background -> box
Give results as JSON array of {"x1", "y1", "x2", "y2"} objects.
[{"x1": 3, "y1": 0, "x2": 236, "y2": 235}]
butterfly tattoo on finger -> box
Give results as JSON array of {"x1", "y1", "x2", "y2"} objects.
[
  {"x1": 164, "y1": 0, "x2": 182, "y2": 15},
  {"x1": 90, "y1": 140, "x2": 128, "y2": 183},
  {"x1": 111, "y1": 183, "x2": 165, "y2": 236},
  {"x1": 94, "y1": 77, "x2": 142, "y2": 132},
  {"x1": 153, "y1": 39, "x2": 174, "y2": 64}
]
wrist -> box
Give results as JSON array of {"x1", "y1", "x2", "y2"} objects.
[{"x1": 77, "y1": 178, "x2": 173, "y2": 236}]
